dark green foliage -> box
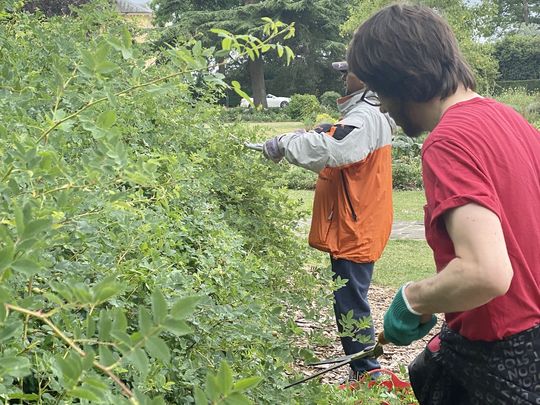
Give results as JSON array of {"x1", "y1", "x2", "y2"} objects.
[
  {"x1": 287, "y1": 94, "x2": 321, "y2": 120},
  {"x1": 493, "y1": 0, "x2": 540, "y2": 27},
  {"x1": 494, "y1": 34, "x2": 540, "y2": 80},
  {"x1": 153, "y1": 0, "x2": 351, "y2": 100}
]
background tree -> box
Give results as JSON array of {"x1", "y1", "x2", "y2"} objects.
[
  {"x1": 151, "y1": 0, "x2": 351, "y2": 107},
  {"x1": 21, "y1": 0, "x2": 91, "y2": 16},
  {"x1": 493, "y1": 0, "x2": 540, "y2": 28}
]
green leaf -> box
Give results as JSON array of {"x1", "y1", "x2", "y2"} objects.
[
  {"x1": 98, "y1": 345, "x2": 116, "y2": 367},
  {"x1": 233, "y1": 376, "x2": 262, "y2": 392},
  {"x1": 81, "y1": 349, "x2": 95, "y2": 371},
  {"x1": 217, "y1": 361, "x2": 233, "y2": 394},
  {"x1": 193, "y1": 387, "x2": 207, "y2": 405},
  {"x1": 0, "y1": 356, "x2": 31, "y2": 378},
  {"x1": 69, "y1": 387, "x2": 100, "y2": 402},
  {"x1": 162, "y1": 318, "x2": 192, "y2": 336},
  {"x1": 11, "y1": 258, "x2": 40, "y2": 276},
  {"x1": 151, "y1": 289, "x2": 167, "y2": 324},
  {"x1": 55, "y1": 356, "x2": 80, "y2": 383},
  {"x1": 110, "y1": 330, "x2": 132, "y2": 352},
  {"x1": 206, "y1": 375, "x2": 220, "y2": 402},
  {"x1": 0, "y1": 303, "x2": 7, "y2": 324},
  {"x1": 170, "y1": 296, "x2": 202, "y2": 320},
  {"x1": 0, "y1": 320, "x2": 20, "y2": 342},
  {"x1": 98, "y1": 310, "x2": 112, "y2": 341},
  {"x1": 14, "y1": 203, "x2": 24, "y2": 236},
  {"x1": 245, "y1": 48, "x2": 255, "y2": 61},
  {"x1": 145, "y1": 336, "x2": 170, "y2": 363},
  {"x1": 285, "y1": 47, "x2": 295, "y2": 65},
  {"x1": 223, "y1": 392, "x2": 250, "y2": 405},
  {"x1": 86, "y1": 318, "x2": 96, "y2": 337},
  {"x1": 210, "y1": 28, "x2": 232, "y2": 37},
  {"x1": 222, "y1": 37, "x2": 232, "y2": 51},
  {"x1": 138, "y1": 306, "x2": 153, "y2": 335},
  {"x1": 0, "y1": 286, "x2": 13, "y2": 303},
  {"x1": 21, "y1": 218, "x2": 50, "y2": 239},
  {"x1": 0, "y1": 245, "x2": 14, "y2": 272},
  {"x1": 96, "y1": 111, "x2": 116, "y2": 129},
  {"x1": 96, "y1": 61, "x2": 118, "y2": 75},
  {"x1": 93, "y1": 277, "x2": 122, "y2": 303},
  {"x1": 129, "y1": 348, "x2": 149, "y2": 377},
  {"x1": 112, "y1": 308, "x2": 128, "y2": 333}
]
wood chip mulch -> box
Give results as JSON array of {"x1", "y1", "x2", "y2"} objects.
[{"x1": 289, "y1": 284, "x2": 443, "y2": 385}]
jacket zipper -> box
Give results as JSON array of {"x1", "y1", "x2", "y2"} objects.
[{"x1": 340, "y1": 171, "x2": 357, "y2": 222}]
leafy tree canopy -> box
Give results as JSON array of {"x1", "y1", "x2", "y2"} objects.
[{"x1": 152, "y1": 0, "x2": 352, "y2": 105}]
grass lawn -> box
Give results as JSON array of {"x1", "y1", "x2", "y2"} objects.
[
  {"x1": 287, "y1": 188, "x2": 433, "y2": 289},
  {"x1": 287, "y1": 189, "x2": 425, "y2": 222},
  {"x1": 392, "y1": 190, "x2": 425, "y2": 222},
  {"x1": 245, "y1": 121, "x2": 304, "y2": 137},
  {"x1": 374, "y1": 240, "x2": 433, "y2": 288}
]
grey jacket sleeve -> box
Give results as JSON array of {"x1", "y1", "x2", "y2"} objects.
[{"x1": 277, "y1": 108, "x2": 393, "y2": 173}]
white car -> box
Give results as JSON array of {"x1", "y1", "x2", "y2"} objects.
[{"x1": 240, "y1": 94, "x2": 290, "y2": 108}]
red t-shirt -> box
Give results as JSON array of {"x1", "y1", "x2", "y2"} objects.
[{"x1": 422, "y1": 97, "x2": 540, "y2": 341}]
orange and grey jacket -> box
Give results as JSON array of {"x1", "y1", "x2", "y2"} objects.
[{"x1": 276, "y1": 90, "x2": 395, "y2": 262}]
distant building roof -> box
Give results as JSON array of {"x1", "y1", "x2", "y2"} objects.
[{"x1": 116, "y1": 0, "x2": 152, "y2": 14}]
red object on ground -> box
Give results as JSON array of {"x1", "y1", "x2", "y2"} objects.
[{"x1": 338, "y1": 368, "x2": 414, "y2": 405}]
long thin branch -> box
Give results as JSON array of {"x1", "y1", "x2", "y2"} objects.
[
  {"x1": 37, "y1": 25, "x2": 293, "y2": 144},
  {"x1": 6, "y1": 304, "x2": 138, "y2": 403}
]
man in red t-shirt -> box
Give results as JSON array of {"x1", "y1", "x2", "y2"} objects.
[{"x1": 347, "y1": 4, "x2": 540, "y2": 404}]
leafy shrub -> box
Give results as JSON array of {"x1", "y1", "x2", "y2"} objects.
[
  {"x1": 392, "y1": 134, "x2": 423, "y2": 190},
  {"x1": 277, "y1": 164, "x2": 318, "y2": 190},
  {"x1": 320, "y1": 91, "x2": 341, "y2": 111},
  {"x1": 286, "y1": 94, "x2": 321, "y2": 120},
  {"x1": 494, "y1": 88, "x2": 540, "y2": 123},
  {"x1": 494, "y1": 35, "x2": 540, "y2": 80},
  {"x1": 315, "y1": 112, "x2": 339, "y2": 125},
  {"x1": 220, "y1": 106, "x2": 290, "y2": 122},
  {"x1": 0, "y1": 4, "x2": 343, "y2": 404}
]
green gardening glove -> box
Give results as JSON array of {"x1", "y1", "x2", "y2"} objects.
[{"x1": 383, "y1": 283, "x2": 437, "y2": 346}]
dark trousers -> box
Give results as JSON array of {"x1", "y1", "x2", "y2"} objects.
[{"x1": 331, "y1": 257, "x2": 379, "y2": 373}]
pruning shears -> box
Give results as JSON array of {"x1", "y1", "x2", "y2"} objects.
[
  {"x1": 244, "y1": 142, "x2": 263, "y2": 151},
  {"x1": 284, "y1": 332, "x2": 389, "y2": 389}
]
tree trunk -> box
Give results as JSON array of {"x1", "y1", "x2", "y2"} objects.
[
  {"x1": 248, "y1": 56, "x2": 267, "y2": 108},
  {"x1": 523, "y1": 0, "x2": 529, "y2": 23}
]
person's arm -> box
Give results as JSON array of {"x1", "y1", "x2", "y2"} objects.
[
  {"x1": 406, "y1": 202, "x2": 513, "y2": 314},
  {"x1": 261, "y1": 109, "x2": 388, "y2": 172}
]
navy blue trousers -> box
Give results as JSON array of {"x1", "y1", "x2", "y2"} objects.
[{"x1": 331, "y1": 257, "x2": 379, "y2": 373}]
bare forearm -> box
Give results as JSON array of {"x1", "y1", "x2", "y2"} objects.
[{"x1": 406, "y1": 257, "x2": 508, "y2": 314}]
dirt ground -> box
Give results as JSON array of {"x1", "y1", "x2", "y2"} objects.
[{"x1": 292, "y1": 284, "x2": 443, "y2": 385}]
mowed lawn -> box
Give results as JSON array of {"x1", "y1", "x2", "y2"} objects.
[
  {"x1": 287, "y1": 188, "x2": 434, "y2": 287},
  {"x1": 288, "y1": 189, "x2": 425, "y2": 223},
  {"x1": 245, "y1": 121, "x2": 304, "y2": 138}
]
